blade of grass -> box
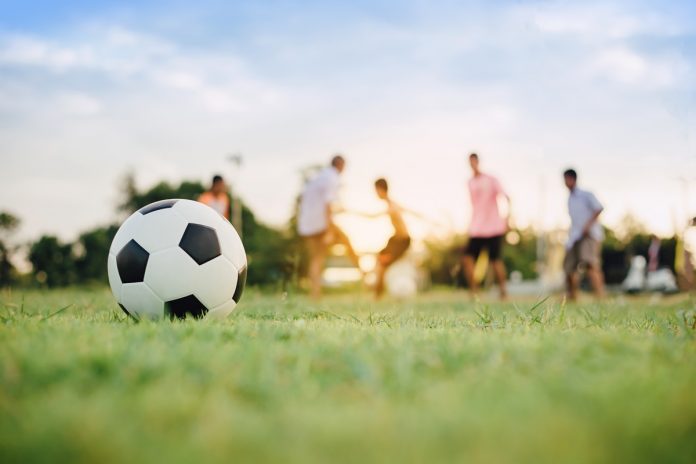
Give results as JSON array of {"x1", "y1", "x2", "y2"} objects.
[{"x1": 41, "y1": 304, "x2": 73, "y2": 321}]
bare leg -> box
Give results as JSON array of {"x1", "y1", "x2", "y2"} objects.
[
  {"x1": 492, "y1": 259, "x2": 508, "y2": 300},
  {"x1": 375, "y1": 254, "x2": 393, "y2": 299},
  {"x1": 462, "y1": 255, "x2": 478, "y2": 296},
  {"x1": 333, "y1": 226, "x2": 361, "y2": 269},
  {"x1": 307, "y1": 240, "x2": 327, "y2": 300},
  {"x1": 586, "y1": 265, "x2": 606, "y2": 299},
  {"x1": 566, "y1": 272, "x2": 579, "y2": 302},
  {"x1": 375, "y1": 264, "x2": 386, "y2": 299}
]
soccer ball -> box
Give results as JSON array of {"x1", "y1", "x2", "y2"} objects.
[{"x1": 107, "y1": 199, "x2": 247, "y2": 320}]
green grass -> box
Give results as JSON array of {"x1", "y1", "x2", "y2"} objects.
[{"x1": 1, "y1": 287, "x2": 695, "y2": 464}]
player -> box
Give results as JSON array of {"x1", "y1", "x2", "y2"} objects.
[
  {"x1": 297, "y1": 155, "x2": 360, "y2": 300},
  {"x1": 356, "y1": 178, "x2": 413, "y2": 298},
  {"x1": 462, "y1": 153, "x2": 510, "y2": 300},
  {"x1": 198, "y1": 175, "x2": 230, "y2": 219},
  {"x1": 563, "y1": 168, "x2": 605, "y2": 300}
]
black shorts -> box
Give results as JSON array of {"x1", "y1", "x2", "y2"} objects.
[
  {"x1": 379, "y1": 236, "x2": 411, "y2": 263},
  {"x1": 464, "y1": 235, "x2": 504, "y2": 261}
]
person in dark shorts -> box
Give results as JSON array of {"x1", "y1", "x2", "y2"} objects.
[
  {"x1": 374, "y1": 178, "x2": 411, "y2": 298},
  {"x1": 356, "y1": 178, "x2": 413, "y2": 298},
  {"x1": 463, "y1": 153, "x2": 511, "y2": 299},
  {"x1": 465, "y1": 235, "x2": 503, "y2": 262}
]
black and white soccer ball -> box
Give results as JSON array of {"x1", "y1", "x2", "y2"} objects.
[{"x1": 107, "y1": 199, "x2": 247, "y2": 320}]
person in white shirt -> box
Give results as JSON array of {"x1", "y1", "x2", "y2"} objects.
[
  {"x1": 297, "y1": 155, "x2": 359, "y2": 299},
  {"x1": 563, "y1": 168, "x2": 605, "y2": 301}
]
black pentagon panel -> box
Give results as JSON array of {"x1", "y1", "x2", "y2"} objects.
[
  {"x1": 116, "y1": 240, "x2": 149, "y2": 283},
  {"x1": 138, "y1": 199, "x2": 178, "y2": 215},
  {"x1": 179, "y1": 223, "x2": 221, "y2": 265},
  {"x1": 165, "y1": 294, "x2": 208, "y2": 320},
  {"x1": 232, "y1": 266, "x2": 247, "y2": 304}
]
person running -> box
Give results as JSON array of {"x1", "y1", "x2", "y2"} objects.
[
  {"x1": 462, "y1": 153, "x2": 510, "y2": 299},
  {"x1": 297, "y1": 155, "x2": 360, "y2": 300},
  {"x1": 198, "y1": 175, "x2": 230, "y2": 219},
  {"x1": 563, "y1": 168, "x2": 605, "y2": 300},
  {"x1": 357, "y1": 178, "x2": 412, "y2": 298}
]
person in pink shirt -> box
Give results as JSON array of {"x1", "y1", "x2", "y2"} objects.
[{"x1": 462, "y1": 153, "x2": 511, "y2": 299}]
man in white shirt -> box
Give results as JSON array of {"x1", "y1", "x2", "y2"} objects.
[
  {"x1": 297, "y1": 155, "x2": 359, "y2": 299},
  {"x1": 563, "y1": 168, "x2": 605, "y2": 300}
]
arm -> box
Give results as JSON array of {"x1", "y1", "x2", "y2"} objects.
[
  {"x1": 347, "y1": 210, "x2": 384, "y2": 219},
  {"x1": 582, "y1": 208, "x2": 603, "y2": 236},
  {"x1": 582, "y1": 193, "x2": 603, "y2": 236},
  {"x1": 323, "y1": 175, "x2": 340, "y2": 228},
  {"x1": 322, "y1": 203, "x2": 336, "y2": 244},
  {"x1": 495, "y1": 178, "x2": 513, "y2": 229},
  {"x1": 504, "y1": 194, "x2": 513, "y2": 230}
]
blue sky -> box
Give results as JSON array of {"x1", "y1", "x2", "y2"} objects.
[{"x1": 1, "y1": 0, "x2": 695, "y2": 250}]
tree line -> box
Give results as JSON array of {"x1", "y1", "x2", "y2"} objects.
[
  {"x1": 0, "y1": 174, "x2": 298, "y2": 289},
  {"x1": 0, "y1": 175, "x2": 677, "y2": 289}
]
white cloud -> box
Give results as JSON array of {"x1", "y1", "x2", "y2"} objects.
[
  {"x1": 56, "y1": 92, "x2": 102, "y2": 116},
  {"x1": 0, "y1": 28, "x2": 285, "y2": 115},
  {"x1": 587, "y1": 46, "x2": 688, "y2": 87},
  {"x1": 513, "y1": 2, "x2": 681, "y2": 40},
  {"x1": 0, "y1": 36, "x2": 93, "y2": 71}
]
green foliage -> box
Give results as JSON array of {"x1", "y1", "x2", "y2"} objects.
[
  {"x1": 423, "y1": 235, "x2": 465, "y2": 286},
  {"x1": 0, "y1": 211, "x2": 20, "y2": 287},
  {"x1": 0, "y1": 242, "x2": 14, "y2": 287},
  {"x1": 0, "y1": 289, "x2": 694, "y2": 463},
  {"x1": 239, "y1": 206, "x2": 295, "y2": 287},
  {"x1": 27, "y1": 236, "x2": 76, "y2": 287},
  {"x1": 118, "y1": 172, "x2": 205, "y2": 213},
  {"x1": 0, "y1": 212, "x2": 20, "y2": 232},
  {"x1": 502, "y1": 228, "x2": 537, "y2": 279},
  {"x1": 73, "y1": 225, "x2": 120, "y2": 284}
]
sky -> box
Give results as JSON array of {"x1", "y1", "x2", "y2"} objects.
[{"x1": 1, "y1": 0, "x2": 695, "y2": 252}]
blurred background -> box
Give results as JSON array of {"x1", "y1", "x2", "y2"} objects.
[{"x1": 0, "y1": 0, "x2": 695, "y2": 292}]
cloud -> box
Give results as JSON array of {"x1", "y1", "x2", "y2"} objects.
[
  {"x1": 0, "y1": 36, "x2": 93, "y2": 71},
  {"x1": 513, "y1": 2, "x2": 682, "y2": 40},
  {"x1": 586, "y1": 46, "x2": 688, "y2": 87},
  {"x1": 56, "y1": 92, "x2": 102, "y2": 116},
  {"x1": 0, "y1": 27, "x2": 281, "y2": 114}
]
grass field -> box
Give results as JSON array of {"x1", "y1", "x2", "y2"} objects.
[{"x1": 1, "y1": 287, "x2": 695, "y2": 464}]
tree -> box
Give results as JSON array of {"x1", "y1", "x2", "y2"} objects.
[
  {"x1": 239, "y1": 204, "x2": 295, "y2": 287},
  {"x1": 74, "y1": 225, "x2": 119, "y2": 284},
  {"x1": 0, "y1": 211, "x2": 20, "y2": 286},
  {"x1": 502, "y1": 228, "x2": 538, "y2": 280},
  {"x1": 28, "y1": 236, "x2": 76, "y2": 287},
  {"x1": 118, "y1": 172, "x2": 205, "y2": 214},
  {"x1": 423, "y1": 235, "x2": 467, "y2": 286},
  {"x1": 614, "y1": 213, "x2": 648, "y2": 242}
]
